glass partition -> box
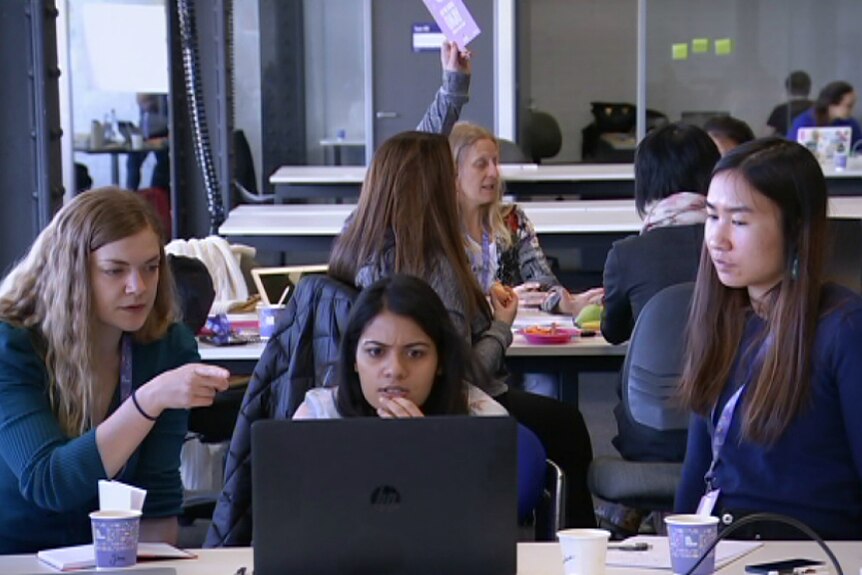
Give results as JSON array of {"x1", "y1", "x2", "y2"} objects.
[{"x1": 645, "y1": 0, "x2": 862, "y2": 143}]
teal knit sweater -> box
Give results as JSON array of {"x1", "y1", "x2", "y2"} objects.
[{"x1": 0, "y1": 322, "x2": 197, "y2": 553}]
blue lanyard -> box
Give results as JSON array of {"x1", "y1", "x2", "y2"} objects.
[
  {"x1": 119, "y1": 333, "x2": 133, "y2": 403},
  {"x1": 481, "y1": 230, "x2": 492, "y2": 290},
  {"x1": 704, "y1": 331, "x2": 771, "y2": 491}
]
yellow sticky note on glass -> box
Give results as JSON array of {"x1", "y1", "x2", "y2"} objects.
[
  {"x1": 672, "y1": 43, "x2": 689, "y2": 60},
  {"x1": 715, "y1": 38, "x2": 734, "y2": 56},
  {"x1": 692, "y1": 38, "x2": 709, "y2": 53}
]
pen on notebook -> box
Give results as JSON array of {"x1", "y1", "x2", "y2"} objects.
[{"x1": 607, "y1": 542, "x2": 651, "y2": 551}]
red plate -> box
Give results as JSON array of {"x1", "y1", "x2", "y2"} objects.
[{"x1": 519, "y1": 328, "x2": 577, "y2": 344}]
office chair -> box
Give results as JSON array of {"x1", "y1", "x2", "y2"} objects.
[
  {"x1": 521, "y1": 109, "x2": 562, "y2": 164},
  {"x1": 588, "y1": 283, "x2": 694, "y2": 514},
  {"x1": 233, "y1": 129, "x2": 274, "y2": 204}
]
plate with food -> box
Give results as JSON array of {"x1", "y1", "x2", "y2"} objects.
[{"x1": 519, "y1": 323, "x2": 578, "y2": 344}]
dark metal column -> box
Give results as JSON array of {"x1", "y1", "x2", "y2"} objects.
[
  {"x1": 259, "y1": 0, "x2": 306, "y2": 193},
  {"x1": 0, "y1": 0, "x2": 63, "y2": 273},
  {"x1": 168, "y1": 0, "x2": 233, "y2": 238}
]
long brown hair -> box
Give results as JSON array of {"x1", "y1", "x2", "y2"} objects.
[
  {"x1": 678, "y1": 138, "x2": 827, "y2": 444},
  {"x1": 329, "y1": 131, "x2": 487, "y2": 321},
  {"x1": 0, "y1": 188, "x2": 178, "y2": 435}
]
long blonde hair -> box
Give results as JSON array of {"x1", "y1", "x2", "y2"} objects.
[
  {"x1": 449, "y1": 122, "x2": 513, "y2": 250},
  {"x1": 0, "y1": 188, "x2": 179, "y2": 436}
]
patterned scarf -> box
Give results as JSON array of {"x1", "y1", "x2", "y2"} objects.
[{"x1": 641, "y1": 191, "x2": 707, "y2": 234}]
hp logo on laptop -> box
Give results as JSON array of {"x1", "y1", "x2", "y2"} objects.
[{"x1": 370, "y1": 485, "x2": 401, "y2": 507}]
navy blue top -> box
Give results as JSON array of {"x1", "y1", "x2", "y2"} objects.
[
  {"x1": 675, "y1": 284, "x2": 862, "y2": 539},
  {"x1": 788, "y1": 108, "x2": 862, "y2": 147},
  {"x1": 0, "y1": 322, "x2": 198, "y2": 553}
]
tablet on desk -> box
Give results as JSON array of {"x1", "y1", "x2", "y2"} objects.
[{"x1": 251, "y1": 264, "x2": 328, "y2": 306}]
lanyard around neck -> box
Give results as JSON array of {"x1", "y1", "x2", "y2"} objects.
[
  {"x1": 119, "y1": 333, "x2": 134, "y2": 403},
  {"x1": 704, "y1": 332, "x2": 771, "y2": 491},
  {"x1": 481, "y1": 229, "x2": 492, "y2": 290}
]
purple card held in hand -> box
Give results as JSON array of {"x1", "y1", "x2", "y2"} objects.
[{"x1": 421, "y1": 0, "x2": 481, "y2": 47}]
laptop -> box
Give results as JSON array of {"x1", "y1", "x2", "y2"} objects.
[
  {"x1": 251, "y1": 416, "x2": 517, "y2": 575},
  {"x1": 250, "y1": 264, "x2": 328, "y2": 306},
  {"x1": 796, "y1": 126, "x2": 851, "y2": 168}
]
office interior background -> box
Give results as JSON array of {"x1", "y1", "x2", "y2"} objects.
[{"x1": 2, "y1": 0, "x2": 861, "y2": 275}]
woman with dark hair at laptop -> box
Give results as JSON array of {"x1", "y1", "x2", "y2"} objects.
[
  {"x1": 294, "y1": 274, "x2": 505, "y2": 419},
  {"x1": 294, "y1": 273, "x2": 545, "y2": 524},
  {"x1": 329, "y1": 131, "x2": 596, "y2": 528},
  {"x1": 788, "y1": 80, "x2": 862, "y2": 147}
]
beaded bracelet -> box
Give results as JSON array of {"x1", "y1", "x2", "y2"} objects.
[{"x1": 131, "y1": 388, "x2": 158, "y2": 422}]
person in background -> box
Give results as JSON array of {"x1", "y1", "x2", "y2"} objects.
[
  {"x1": 766, "y1": 70, "x2": 812, "y2": 137},
  {"x1": 294, "y1": 274, "x2": 505, "y2": 419},
  {"x1": 596, "y1": 123, "x2": 720, "y2": 536},
  {"x1": 675, "y1": 138, "x2": 862, "y2": 540},
  {"x1": 703, "y1": 115, "x2": 755, "y2": 156},
  {"x1": 449, "y1": 122, "x2": 604, "y2": 318},
  {"x1": 602, "y1": 123, "x2": 720, "y2": 347},
  {"x1": 788, "y1": 80, "x2": 862, "y2": 147},
  {"x1": 0, "y1": 188, "x2": 229, "y2": 553},
  {"x1": 329, "y1": 131, "x2": 596, "y2": 528},
  {"x1": 127, "y1": 93, "x2": 170, "y2": 191}
]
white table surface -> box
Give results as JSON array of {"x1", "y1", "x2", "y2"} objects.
[
  {"x1": 219, "y1": 197, "x2": 862, "y2": 237},
  {"x1": 219, "y1": 199, "x2": 643, "y2": 237},
  {"x1": 198, "y1": 309, "x2": 626, "y2": 362},
  {"x1": 3, "y1": 541, "x2": 861, "y2": 574},
  {"x1": 270, "y1": 160, "x2": 862, "y2": 184}
]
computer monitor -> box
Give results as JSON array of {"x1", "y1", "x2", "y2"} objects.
[{"x1": 250, "y1": 264, "x2": 328, "y2": 306}]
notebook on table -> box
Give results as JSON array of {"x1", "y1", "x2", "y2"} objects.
[{"x1": 251, "y1": 416, "x2": 517, "y2": 575}]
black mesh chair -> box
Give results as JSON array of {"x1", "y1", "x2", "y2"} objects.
[
  {"x1": 521, "y1": 109, "x2": 562, "y2": 164},
  {"x1": 588, "y1": 283, "x2": 694, "y2": 513}
]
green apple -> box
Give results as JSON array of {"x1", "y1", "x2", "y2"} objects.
[{"x1": 575, "y1": 303, "x2": 603, "y2": 327}]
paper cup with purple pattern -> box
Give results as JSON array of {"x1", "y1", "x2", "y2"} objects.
[
  {"x1": 664, "y1": 514, "x2": 719, "y2": 575},
  {"x1": 90, "y1": 509, "x2": 141, "y2": 568}
]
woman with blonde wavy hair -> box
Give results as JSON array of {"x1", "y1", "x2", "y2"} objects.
[
  {"x1": 0, "y1": 188, "x2": 229, "y2": 553},
  {"x1": 449, "y1": 122, "x2": 603, "y2": 316}
]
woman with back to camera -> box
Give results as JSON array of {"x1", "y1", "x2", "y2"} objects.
[
  {"x1": 0, "y1": 188, "x2": 229, "y2": 553},
  {"x1": 675, "y1": 138, "x2": 862, "y2": 539},
  {"x1": 329, "y1": 131, "x2": 596, "y2": 527},
  {"x1": 788, "y1": 80, "x2": 862, "y2": 147}
]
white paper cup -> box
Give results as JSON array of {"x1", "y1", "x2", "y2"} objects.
[
  {"x1": 130, "y1": 134, "x2": 144, "y2": 150},
  {"x1": 557, "y1": 528, "x2": 610, "y2": 575}
]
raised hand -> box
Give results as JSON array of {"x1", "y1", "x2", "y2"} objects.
[{"x1": 440, "y1": 40, "x2": 472, "y2": 75}]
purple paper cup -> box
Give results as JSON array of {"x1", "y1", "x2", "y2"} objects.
[
  {"x1": 257, "y1": 304, "x2": 286, "y2": 340},
  {"x1": 90, "y1": 510, "x2": 142, "y2": 569},
  {"x1": 664, "y1": 514, "x2": 719, "y2": 575}
]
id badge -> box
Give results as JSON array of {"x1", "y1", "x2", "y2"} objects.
[{"x1": 696, "y1": 488, "x2": 720, "y2": 516}]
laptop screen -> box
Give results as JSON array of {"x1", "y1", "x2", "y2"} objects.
[
  {"x1": 251, "y1": 416, "x2": 517, "y2": 575},
  {"x1": 250, "y1": 264, "x2": 328, "y2": 306}
]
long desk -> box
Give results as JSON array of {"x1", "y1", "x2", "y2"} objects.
[
  {"x1": 270, "y1": 163, "x2": 637, "y2": 201},
  {"x1": 218, "y1": 199, "x2": 642, "y2": 254},
  {"x1": 3, "y1": 541, "x2": 861, "y2": 574},
  {"x1": 199, "y1": 309, "x2": 627, "y2": 405},
  {"x1": 218, "y1": 197, "x2": 862, "y2": 256},
  {"x1": 270, "y1": 161, "x2": 862, "y2": 202}
]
